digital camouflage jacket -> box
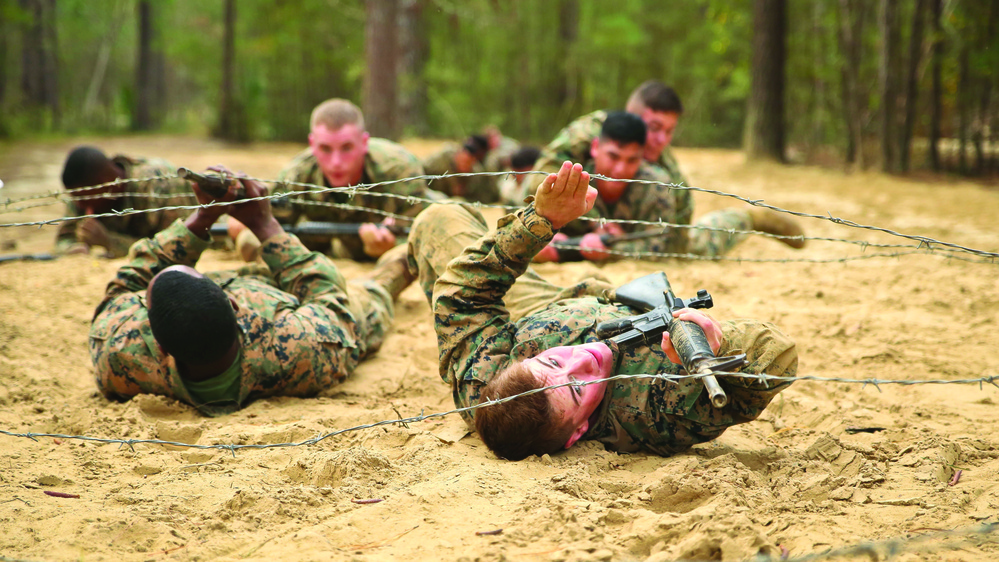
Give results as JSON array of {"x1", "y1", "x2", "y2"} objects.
[
  {"x1": 90, "y1": 220, "x2": 392, "y2": 416},
  {"x1": 274, "y1": 137, "x2": 435, "y2": 260}
]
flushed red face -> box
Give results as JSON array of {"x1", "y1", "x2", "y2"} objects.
[
  {"x1": 309, "y1": 123, "x2": 369, "y2": 187},
  {"x1": 528, "y1": 341, "x2": 614, "y2": 449},
  {"x1": 639, "y1": 109, "x2": 679, "y2": 162},
  {"x1": 590, "y1": 137, "x2": 644, "y2": 195}
]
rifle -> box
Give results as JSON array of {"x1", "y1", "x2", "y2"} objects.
[
  {"x1": 209, "y1": 221, "x2": 410, "y2": 241},
  {"x1": 595, "y1": 272, "x2": 746, "y2": 408},
  {"x1": 177, "y1": 167, "x2": 246, "y2": 199},
  {"x1": 0, "y1": 253, "x2": 56, "y2": 265},
  {"x1": 553, "y1": 229, "x2": 669, "y2": 262}
]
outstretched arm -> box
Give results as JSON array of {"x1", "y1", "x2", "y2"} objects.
[{"x1": 432, "y1": 162, "x2": 595, "y2": 409}]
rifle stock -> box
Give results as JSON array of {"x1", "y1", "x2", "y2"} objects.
[{"x1": 0, "y1": 253, "x2": 56, "y2": 265}]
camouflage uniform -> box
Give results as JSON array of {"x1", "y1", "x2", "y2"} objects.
[
  {"x1": 56, "y1": 156, "x2": 194, "y2": 258},
  {"x1": 483, "y1": 135, "x2": 520, "y2": 202},
  {"x1": 483, "y1": 135, "x2": 520, "y2": 173},
  {"x1": 421, "y1": 143, "x2": 497, "y2": 203},
  {"x1": 407, "y1": 204, "x2": 797, "y2": 455},
  {"x1": 90, "y1": 219, "x2": 394, "y2": 416},
  {"x1": 274, "y1": 138, "x2": 436, "y2": 261},
  {"x1": 533, "y1": 110, "x2": 751, "y2": 258}
]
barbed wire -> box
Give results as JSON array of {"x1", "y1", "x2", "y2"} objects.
[
  {"x1": 1, "y1": 371, "x2": 995, "y2": 455},
  {"x1": 550, "y1": 242, "x2": 998, "y2": 265},
  {"x1": 1, "y1": 171, "x2": 996, "y2": 261}
]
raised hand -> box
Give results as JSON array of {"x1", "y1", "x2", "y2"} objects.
[
  {"x1": 359, "y1": 222, "x2": 397, "y2": 258},
  {"x1": 661, "y1": 308, "x2": 723, "y2": 365},
  {"x1": 533, "y1": 161, "x2": 596, "y2": 230}
]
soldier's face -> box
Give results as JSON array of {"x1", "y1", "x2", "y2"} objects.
[
  {"x1": 454, "y1": 149, "x2": 476, "y2": 173},
  {"x1": 639, "y1": 109, "x2": 679, "y2": 162},
  {"x1": 590, "y1": 138, "x2": 644, "y2": 194},
  {"x1": 309, "y1": 123, "x2": 370, "y2": 187},
  {"x1": 529, "y1": 342, "x2": 613, "y2": 449}
]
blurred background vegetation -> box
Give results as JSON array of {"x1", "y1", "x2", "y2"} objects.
[{"x1": 0, "y1": 0, "x2": 996, "y2": 176}]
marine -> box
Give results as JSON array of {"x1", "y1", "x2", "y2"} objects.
[
  {"x1": 532, "y1": 111, "x2": 805, "y2": 262},
  {"x1": 233, "y1": 98, "x2": 439, "y2": 262},
  {"x1": 57, "y1": 147, "x2": 195, "y2": 258},
  {"x1": 90, "y1": 170, "x2": 411, "y2": 416},
  {"x1": 421, "y1": 134, "x2": 496, "y2": 203},
  {"x1": 529, "y1": 82, "x2": 805, "y2": 259},
  {"x1": 405, "y1": 161, "x2": 798, "y2": 459}
]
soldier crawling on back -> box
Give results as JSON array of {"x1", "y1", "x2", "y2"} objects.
[
  {"x1": 90, "y1": 167, "x2": 414, "y2": 415},
  {"x1": 405, "y1": 161, "x2": 798, "y2": 460}
]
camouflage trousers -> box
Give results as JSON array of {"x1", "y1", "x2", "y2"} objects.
[
  {"x1": 688, "y1": 208, "x2": 753, "y2": 258},
  {"x1": 406, "y1": 204, "x2": 612, "y2": 320}
]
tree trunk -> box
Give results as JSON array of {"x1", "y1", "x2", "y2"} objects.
[
  {"x1": 900, "y1": 0, "x2": 926, "y2": 173},
  {"x1": 42, "y1": 0, "x2": 57, "y2": 127},
  {"x1": 134, "y1": 0, "x2": 154, "y2": 130},
  {"x1": 556, "y1": 0, "x2": 579, "y2": 120},
  {"x1": 364, "y1": 0, "x2": 399, "y2": 140},
  {"x1": 836, "y1": 0, "x2": 867, "y2": 168},
  {"x1": 957, "y1": 44, "x2": 970, "y2": 174},
  {"x1": 973, "y1": 0, "x2": 998, "y2": 174},
  {"x1": 215, "y1": 0, "x2": 246, "y2": 141},
  {"x1": 745, "y1": 0, "x2": 786, "y2": 162},
  {"x1": 20, "y1": 0, "x2": 43, "y2": 106},
  {"x1": 879, "y1": 0, "x2": 900, "y2": 173},
  {"x1": 928, "y1": 0, "x2": 943, "y2": 171},
  {"x1": 0, "y1": 2, "x2": 7, "y2": 108},
  {"x1": 398, "y1": 0, "x2": 427, "y2": 136},
  {"x1": 83, "y1": 1, "x2": 124, "y2": 119}
]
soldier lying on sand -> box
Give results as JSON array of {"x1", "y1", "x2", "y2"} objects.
[{"x1": 406, "y1": 161, "x2": 797, "y2": 460}]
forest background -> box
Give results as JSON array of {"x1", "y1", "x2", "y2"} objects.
[{"x1": 0, "y1": 0, "x2": 996, "y2": 177}]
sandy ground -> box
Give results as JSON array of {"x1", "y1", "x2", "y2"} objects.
[{"x1": 0, "y1": 136, "x2": 997, "y2": 562}]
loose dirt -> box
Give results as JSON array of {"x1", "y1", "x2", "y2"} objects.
[{"x1": 0, "y1": 137, "x2": 996, "y2": 561}]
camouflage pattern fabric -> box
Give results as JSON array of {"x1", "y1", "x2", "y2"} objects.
[
  {"x1": 56, "y1": 155, "x2": 195, "y2": 258},
  {"x1": 482, "y1": 135, "x2": 520, "y2": 200},
  {"x1": 483, "y1": 136, "x2": 520, "y2": 173},
  {"x1": 407, "y1": 203, "x2": 797, "y2": 455},
  {"x1": 421, "y1": 143, "x2": 498, "y2": 203},
  {"x1": 532, "y1": 110, "x2": 752, "y2": 258},
  {"x1": 535, "y1": 109, "x2": 693, "y2": 226},
  {"x1": 273, "y1": 137, "x2": 436, "y2": 261},
  {"x1": 90, "y1": 219, "x2": 395, "y2": 417}
]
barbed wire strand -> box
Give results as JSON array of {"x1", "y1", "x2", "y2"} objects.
[
  {"x1": 1, "y1": 171, "x2": 996, "y2": 261},
  {"x1": 1, "y1": 189, "x2": 986, "y2": 264},
  {"x1": 549, "y1": 242, "x2": 997, "y2": 265},
  {"x1": 2, "y1": 371, "x2": 995, "y2": 454}
]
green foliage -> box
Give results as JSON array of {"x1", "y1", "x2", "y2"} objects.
[{"x1": 0, "y1": 0, "x2": 993, "y2": 173}]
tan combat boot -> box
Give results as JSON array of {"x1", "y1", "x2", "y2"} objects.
[
  {"x1": 748, "y1": 208, "x2": 806, "y2": 249},
  {"x1": 367, "y1": 243, "x2": 417, "y2": 300},
  {"x1": 234, "y1": 229, "x2": 262, "y2": 262}
]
